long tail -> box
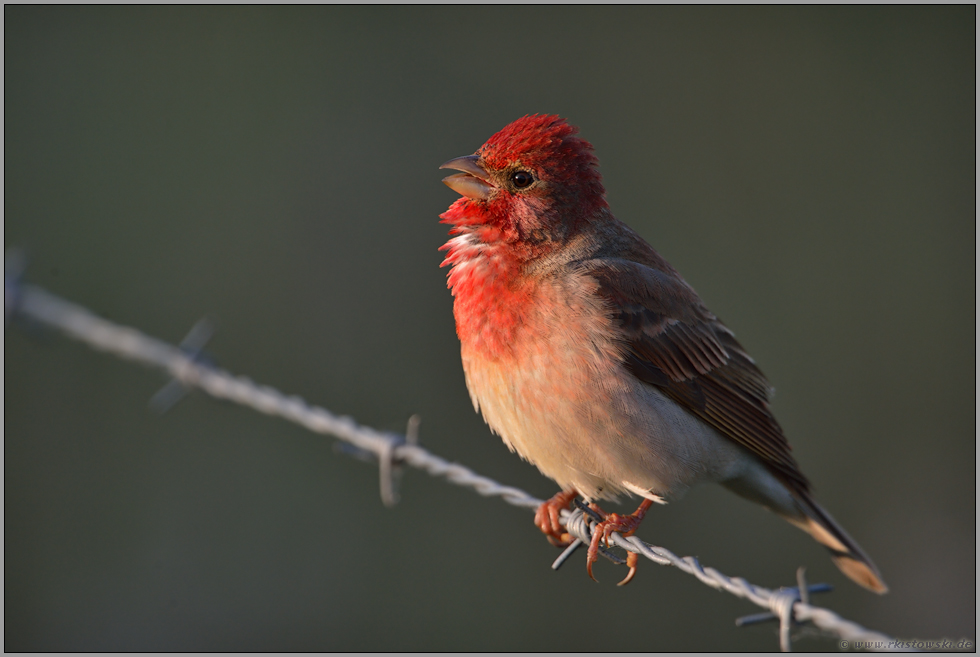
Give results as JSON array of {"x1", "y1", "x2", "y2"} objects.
[{"x1": 783, "y1": 488, "x2": 888, "y2": 594}]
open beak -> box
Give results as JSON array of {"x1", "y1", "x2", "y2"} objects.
[{"x1": 440, "y1": 155, "x2": 494, "y2": 200}]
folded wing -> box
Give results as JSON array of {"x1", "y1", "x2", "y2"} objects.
[{"x1": 584, "y1": 258, "x2": 809, "y2": 493}]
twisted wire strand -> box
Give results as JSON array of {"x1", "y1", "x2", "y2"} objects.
[{"x1": 8, "y1": 279, "x2": 921, "y2": 652}]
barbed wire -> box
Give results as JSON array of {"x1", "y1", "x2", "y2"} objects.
[{"x1": 4, "y1": 262, "x2": 929, "y2": 652}]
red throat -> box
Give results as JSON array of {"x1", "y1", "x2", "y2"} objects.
[
  {"x1": 438, "y1": 114, "x2": 608, "y2": 358},
  {"x1": 439, "y1": 199, "x2": 537, "y2": 358}
]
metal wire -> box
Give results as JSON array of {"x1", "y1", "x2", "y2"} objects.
[{"x1": 6, "y1": 273, "x2": 930, "y2": 652}]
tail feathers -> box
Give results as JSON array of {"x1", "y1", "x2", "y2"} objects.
[{"x1": 785, "y1": 490, "x2": 888, "y2": 594}]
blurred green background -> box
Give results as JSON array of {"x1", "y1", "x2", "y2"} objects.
[{"x1": 5, "y1": 6, "x2": 974, "y2": 651}]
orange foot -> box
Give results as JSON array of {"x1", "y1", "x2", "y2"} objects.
[
  {"x1": 586, "y1": 498, "x2": 654, "y2": 586},
  {"x1": 534, "y1": 489, "x2": 578, "y2": 547}
]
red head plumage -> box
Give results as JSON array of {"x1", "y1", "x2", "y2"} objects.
[
  {"x1": 439, "y1": 115, "x2": 608, "y2": 247},
  {"x1": 479, "y1": 114, "x2": 604, "y2": 194}
]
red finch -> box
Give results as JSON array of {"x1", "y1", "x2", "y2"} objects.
[{"x1": 438, "y1": 114, "x2": 886, "y2": 593}]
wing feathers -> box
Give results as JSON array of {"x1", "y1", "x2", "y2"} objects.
[{"x1": 587, "y1": 259, "x2": 809, "y2": 491}]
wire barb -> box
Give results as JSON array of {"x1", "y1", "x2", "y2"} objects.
[
  {"x1": 378, "y1": 435, "x2": 401, "y2": 507},
  {"x1": 149, "y1": 318, "x2": 216, "y2": 413},
  {"x1": 6, "y1": 271, "x2": 939, "y2": 653},
  {"x1": 4, "y1": 248, "x2": 28, "y2": 325},
  {"x1": 734, "y1": 569, "x2": 833, "y2": 634},
  {"x1": 551, "y1": 538, "x2": 583, "y2": 570}
]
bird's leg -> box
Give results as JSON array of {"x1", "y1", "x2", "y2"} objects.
[
  {"x1": 534, "y1": 489, "x2": 578, "y2": 547},
  {"x1": 585, "y1": 498, "x2": 654, "y2": 586}
]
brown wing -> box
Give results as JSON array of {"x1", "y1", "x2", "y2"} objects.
[{"x1": 584, "y1": 258, "x2": 809, "y2": 492}]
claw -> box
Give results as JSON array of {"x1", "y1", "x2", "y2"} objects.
[
  {"x1": 539, "y1": 492, "x2": 654, "y2": 585},
  {"x1": 583, "y1": 499, "x2": 654, "y2": 585},
  {"x1": 534, "y1": 490, "x2": 578, "y2": 547},
  {"x1": 617, "y1": 552, "x2": 639, "y2": 586}
]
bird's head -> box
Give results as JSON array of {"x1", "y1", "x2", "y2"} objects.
[{"x1": 440, "y1": 115, "x2": 608, "y2": 244}]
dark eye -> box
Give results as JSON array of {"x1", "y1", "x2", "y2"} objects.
[{"x1": 511, "y1": 170, "x2": 534, "y2": 189}]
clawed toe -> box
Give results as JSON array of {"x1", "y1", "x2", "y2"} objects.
[
  {"x1": 583, "y1": 499, "x2": 654, "y2": 586},
  {"x1": 534, "y1": 490, "x2": 578, "y2": 547},
  {"x1": 537, "y1": 493, "x2": 653, "y2": 586},
  {"x1": 617, "y1": 551, "x2": 639, "y2": 586}
]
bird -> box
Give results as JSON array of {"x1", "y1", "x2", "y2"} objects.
[{"x1": 437, "y1": 114, "x2": 886, "y2": 593}]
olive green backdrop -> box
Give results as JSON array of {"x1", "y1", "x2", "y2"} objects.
[{"x1": 5, "y1": 6, "x2": 975, "y2": 651}]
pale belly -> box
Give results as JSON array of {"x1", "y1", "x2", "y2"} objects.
[{"x1": 459, "y1": 278, "x2": 753, "y2": 504}]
